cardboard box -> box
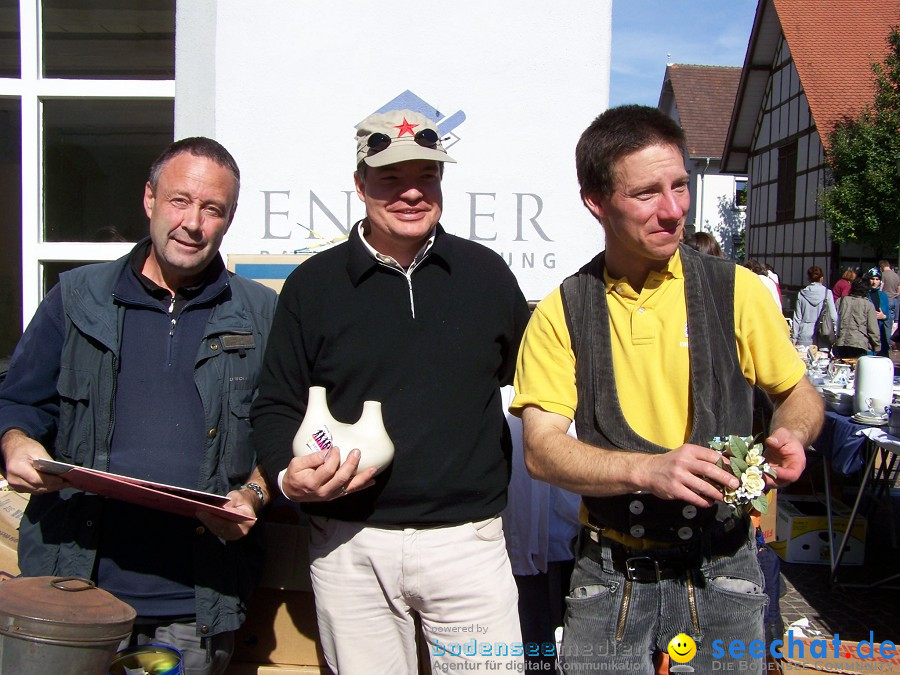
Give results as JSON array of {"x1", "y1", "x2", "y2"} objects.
[
  {"x1": 226, "y1": 664, "x2": 327, "y2": 675},
  {"x1": 757, "y1": 489, "x2": 777, "y2": 543},
  {"x1": 227, "y1": 254, "x2": 314, "y2": 294},
  {"x1": 258, "y1": 520, "x2": 312, "y2": 592},
  {"x1": 232, "y1": 588, "x2": 323, "y2": 667},
  {"x1": 231, "y1": 508, "x2": 326, "y2": 670},
  {"x1": 770, "y1": 494, "x2": 866, "y2": 565},
  {"x1": 0, "y1": 490, "x2": 28, "y2": 579},
  {"x1": 781, "y1": 635, "x2": 900, "y2": 673}
]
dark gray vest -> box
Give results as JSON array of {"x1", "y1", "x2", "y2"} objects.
[{"x1": 561, "y1": 244, "x2": 752, "y2": 542}]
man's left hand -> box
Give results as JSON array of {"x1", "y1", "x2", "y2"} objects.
[
  {"x1": 763, "y1": 427, "x2": 807, "y2": 487},
  {"x1": 196, "y1": 489, "x2": 258, "y2": 541}
]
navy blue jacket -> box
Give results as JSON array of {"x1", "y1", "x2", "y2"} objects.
[{"x1": 0, "y1": 241, "x2": 277, "y2": 636}]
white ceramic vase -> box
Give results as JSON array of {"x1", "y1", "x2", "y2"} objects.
[{"x1": 292, "y1": 386, "x2": 395, "y2": 474}]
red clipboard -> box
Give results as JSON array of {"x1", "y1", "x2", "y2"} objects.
[{"x1": 33, "y1": 459, "x2": 255, "y2": 523}]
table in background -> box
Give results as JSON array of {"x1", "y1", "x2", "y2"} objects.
[{"x1": 810, "y1": 410, "x2": 899, "y2": 586}]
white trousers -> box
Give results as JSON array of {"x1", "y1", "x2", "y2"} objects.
[{"x1": 308, "y1": 516, "x2": 523, "y2": 674}]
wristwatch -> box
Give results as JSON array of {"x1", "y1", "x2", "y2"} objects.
[{"x1": 240, "y1": 482, "x2": 266, "y2": 510}]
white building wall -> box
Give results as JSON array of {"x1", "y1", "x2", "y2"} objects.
[
  {"x1": 689, "y1": 162, "x2": 745, "y2": 259},
  {"x1": 175, "y1": 0, "x2": 612, "y2": 302}
]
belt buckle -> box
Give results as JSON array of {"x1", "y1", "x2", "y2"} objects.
[{"x1": 625, "y1": 556, "x2": 660, "y2": 582}]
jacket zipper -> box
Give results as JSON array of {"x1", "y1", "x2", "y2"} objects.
[
  {"x1": 375, "y1": 249, "x2": 430, "y2": 319},
  {"x1": 105, "y1": 353, "x2": 118, "y2": 472},
  {"x1": 377, "y1": 263, "x2": 418, "y2": 318},
  {"x1": 167, "y1": 295, "x2": 177, "y2": 365}
]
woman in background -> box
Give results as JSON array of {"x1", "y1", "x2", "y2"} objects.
[
  {"x1": 832, "y1": 266, "x2": 856, "y2": 301},
  {"x1": 683, "y1": 231, "x2": 723, "y2": 258},
  {"x1": 834, "y1": 277, "x2": 880, "y2": 358},
  {"x1": 792, "y1": 265, "x2": 837, "y2": 347},
  {"x1": 744, "y1": 259, "x2": 782, "y2": 311}
]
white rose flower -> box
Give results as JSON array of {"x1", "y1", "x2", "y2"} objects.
[
  {"x1": 746, "y1": 446, "x2": 766, "y2": 467},
  {"x1": 740, "y1": 465, "x2": 766, "y2": 498}
]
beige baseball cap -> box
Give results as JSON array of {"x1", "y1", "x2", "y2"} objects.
[{"x1": 356, "y1": 109, "x2": 456, "y2": 168}]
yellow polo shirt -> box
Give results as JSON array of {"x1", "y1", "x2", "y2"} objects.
[{"x1": 511, "y1": 250, "x2": 805, "y2": 449}]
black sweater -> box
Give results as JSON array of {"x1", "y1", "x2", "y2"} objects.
[{"x1": 251, "y1": 224, "x2": 530, "y2": 524}]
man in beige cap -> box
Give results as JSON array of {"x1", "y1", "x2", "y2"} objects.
[{"x1": 251, "y1": 109, "x2": 531, "y2": 674}]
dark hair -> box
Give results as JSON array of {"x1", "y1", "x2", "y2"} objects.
[
  {"x1": 683, "y1": 232, "x2": 723, "y2": 258},
  {"x1": 92, "y1": 225, "x2": 128, "y2": 243},
  {"x1": 148, "y1": 137, "x2": 240, "y2": 193},
  {"x1": 575, "y1": 105, "x2": 687, "y2": 199},
  {"x1": 850, "y1": 277, "x2": 870, "y2": 297},
  {"x1": 879, "y1": 260, "x2": 890, "y2": 269},
  {"x1": 743, "y1": 258, "x2": 765, "y2": 275},
  {"x1": 807, "y1": 265, "x2": 824, "y2": 283}
]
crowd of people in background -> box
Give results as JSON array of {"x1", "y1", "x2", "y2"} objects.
[
  {"x1": 826, "y1": 260, "x2": 899, "y2": 357},
  {"x1": 748, "y1": 256, "x2": 900, "y2": 357},
  {"x1": 688, "y1": 242, "x2": 898, "y2": 359}
]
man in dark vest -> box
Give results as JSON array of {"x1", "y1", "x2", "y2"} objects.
[{"x1": 510, "y1": 105, "x2": 823, "y2": 672}]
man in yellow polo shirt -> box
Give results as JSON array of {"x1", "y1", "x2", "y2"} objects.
[{"x1": 511, "y1": 105, "x2": 823, "y2": 673}]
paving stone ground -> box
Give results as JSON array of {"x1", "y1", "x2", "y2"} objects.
[{"x1": 775, "y1": 490, "x2": 900, "y2": 643}]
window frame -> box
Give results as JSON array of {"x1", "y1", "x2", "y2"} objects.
[{"x1": 0, "y1": 0, "x2": 174, "y2": 325}]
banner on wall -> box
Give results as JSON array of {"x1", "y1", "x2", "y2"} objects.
[{"x1": 201, "y1": 1, "x2": 611, "y2": 301}]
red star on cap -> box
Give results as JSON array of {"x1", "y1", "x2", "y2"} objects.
[{"x1": 394, "y1": 117, "x2": 418, "y2": 137}]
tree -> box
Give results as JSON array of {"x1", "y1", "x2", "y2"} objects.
[
  {"x1": 821, "y1": 26, "x2": 900, "y2": 255},
  {"x1": 716, "y1": 194, "x2": 746, "y2": 261}
]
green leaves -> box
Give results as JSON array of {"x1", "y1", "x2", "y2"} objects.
[
  {"x1": 708, "y1": 434, "x2": 771, "y2": 515},
  {"x1": 729, "y1": 455, "x2": 749, "y2": 478},
  {"x1": 729, "y1": 435, "x2": 749, "y2": 461},
  {"x1": 751, "y1": 496, "x2": 769, "y2": 515}
]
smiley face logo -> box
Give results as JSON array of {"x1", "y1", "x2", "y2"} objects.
[{"x1": 668, "y1": 633, "x2": 697, "y2": 663}]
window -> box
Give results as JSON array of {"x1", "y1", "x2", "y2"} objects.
[
  {"x1": 0, "y1": 1, "x2": 19, "y2": 78},
  {"x1": 0, "y1": 1, "x2": 175, "y2": 361},
  {"x1": 42, "y1": 0, "x2": 175, "y2": 80},
  {"x1": 0, "y1": 98, "x2": 21, "y2": 358},
  {"x1": 776, "y1": 141, "x2": 797, "y2": 222},
  {"x1": 734, "y1": 178, "x2": 748, "y2": 210},
  {"x1": 43, "y1": 98, "x2": 174, "y2": 242}
]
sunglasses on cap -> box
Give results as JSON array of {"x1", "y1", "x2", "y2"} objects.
[{"x1": 366, "y1": 128, "x2": 440, "y2": 155}]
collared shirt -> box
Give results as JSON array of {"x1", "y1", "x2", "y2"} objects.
[
  {"x1": 128, "y1": 238, "x2": 223, "y2": 320},
  {"x1": 356, "y1": 220, "x2": 436, "y2": 318},
  {"x1": 356, "y1": 220, "x2": 436, "y2": 270}
]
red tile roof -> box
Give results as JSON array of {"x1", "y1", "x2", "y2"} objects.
[
  {"x1": 774, "y1": 0, "x2": 899, "y2": 144},
  {"x1": 663, "y1": 65, "x2": 742, "y2": 159}
]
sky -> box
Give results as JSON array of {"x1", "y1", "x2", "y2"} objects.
[{"x1": 610, "y1": 0, "x2": 759, "y2": 107}]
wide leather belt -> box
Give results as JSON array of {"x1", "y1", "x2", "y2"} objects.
[
  {"x1": 579, "y1": 531, "x2": 700, "y2": 582},
  {"x1": 578, "y1": 517, "x2": 751, "y2": 583}
]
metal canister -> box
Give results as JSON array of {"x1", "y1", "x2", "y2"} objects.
[{"x1": 0, "y1": 576, "x2": 136, "y2": 673}]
